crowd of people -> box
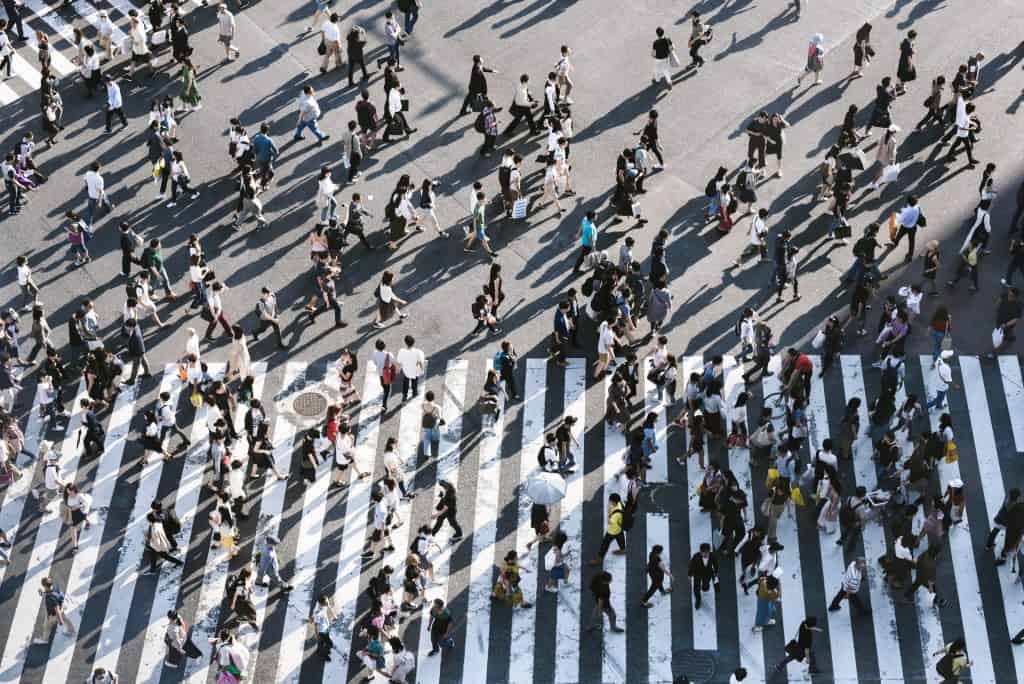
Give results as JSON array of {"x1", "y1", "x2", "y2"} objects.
[{"x1": 1, "y1": 1, "x2": 1022, "y2": 683}]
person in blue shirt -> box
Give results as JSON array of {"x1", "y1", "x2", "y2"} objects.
[
  {"x1": 573, "y1": 210, "x2": 598, "y2": 273},
  {"x1": 251, "y1": 123, "x2": 279, "y2": 190}
]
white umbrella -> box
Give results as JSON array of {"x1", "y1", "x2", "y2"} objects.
[{"x1": 525, "y1": 472, "x2": 567, "y2": 505}]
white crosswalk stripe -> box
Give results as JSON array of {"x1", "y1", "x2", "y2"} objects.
[{"x1": 5, "y1": 356, "x2": 1024, "y2": 683}]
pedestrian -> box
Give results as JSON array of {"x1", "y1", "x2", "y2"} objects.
[
  {"x1": 586, "y1": 571, "x2": 625, "y2": 633},
  {"x1": 641, "y1": 544, "x2": 673, "y2": 607},
  {"x1": 868, "y1": 124, "x2": 899, "y2": 190},
  {"x1": 989, "y1": 286, "x2": 1021, "y2": 359},
  {"x1": 773, "y1": 616, "x2": 823, "y2": 676},
  {"x1": 798, "y1": 34, "x2": 825, "y2": 86},
  {"x1": 590, "y1": 493, "x2": 627, "y2": 565},
  {"x1": 373, "y1": 271, "x2": 409, "y2": 328},
  {"x1": 342, "y1": 122, "x2": 363, "y2": 182},
  {"x1": 126, "y1": 16, "x2": 154, "y2": 80},
  {"x1": 651, "y1": 27, "x2": 676, "y2": 91},
  {"x1": 478, "y1": 97, "x2": 500, "y2": 157},
  {"x1": 828, "y1": 558, "x2": 869, "y2": 615},
  {"x1": 889, "y1": 194, "x2": 925, "y2": 264},
  {"x1": 752, "y1": 573, "x2": 781, "y2": 631},
  {"x1": 430, "y1": 480, "x2": 463, "y2": 540},
  {"x1": 555, "y1": 45, "x2": 574, "y2": 102},
  {"x1": 320, "y1": 12, "x2": 342, "y2": 73},
  {"x1": 396, "y1": 335, "x2": 424, "y2": 401},
  {"x1": 463, "y1": 190, "x2": 497, "y2": 257},
  {"x1": 345, "y1": 24, "x2": 368, "y2": 86},
  {"x1": 231, "y1": 166, "x2": 269, "y2": 229},
  {"x1": 31, "y1": 577, "x2": 75, "y2": 645},
  {"x1": 383, "y1": 77, "x2": 416, "y2": 142},
  {"x1": 103, "y1": 76, "x2": 128, "y2": 134},
  {"x1": 851, "y1": 22, "x2": 872, "y2": 79},
  {"x1": 945, "y1": 97, "x2": 980, "y2": 167},
  {"x1": 504, "y1": 74, "x2": 539, "y2": 137},
  {"x1": 217, "y1": 4, "x2": 240, "y2": 60},
  {"x1": 427, "y1": 598, "x2": 456, "y2": 655},
  {"x1": 0, "y1": 0, "x2": 26, "y2": 42},
  {"x1": 686, "y1": 542, "x2": 719, "y2": 610},
  {"x1": 460, "y1": 54, "x2": 497, "y2": 115},
  {"x1": 163, "y1": 610, "x2": 201, "y2": 669},
  {"x1": 932, "y1": 639, "x2": 972, "y2": 683},
  {"x1": 896, "y1": 30, "x2": 918, "y2": 92},
  {"x1": 143, "y1": 511, "x2": 183, "y2": 573},
  {"x1": 179, "y1": 59, "x2": 202, "y2": 112},
  {"x1": 572, "y1": 211, "x2": 598, "y2": 272},
  {"x1": 294, "y1": 85, "x2": 329, "y2": 144},
  {"x1": 916, "y1": 75, "x2": 947, "y2": 130}
]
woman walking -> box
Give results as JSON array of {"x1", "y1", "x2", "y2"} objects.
[
  {"x1": 869, "y1": 125, "x2": 899, "y2": 190},
  {"x1": 640, "y1": 544, "x2": 673, "y2": 607},
  {"x1": 373, "y1": 270, "x2": 408, "y2": 328},
  {"x1": 179, "y1": 59, "x2": 202, "y2": 112},
  {"x1": 143, "y1": 511, "x2": 183, "y2": 573},
  {"x1": 850, "y1": 22, "x2": 872, "y2": 79},
  {"x1": 163, "y1": 610, "x2": 201, "y2": 669},
  {"x1": 63, "y1": 483, "x2": 91, "y2": 551}
]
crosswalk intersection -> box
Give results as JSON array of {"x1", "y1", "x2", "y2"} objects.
[{"x1": 0, "y1": 352, "x2": 1022, "y2": 683}]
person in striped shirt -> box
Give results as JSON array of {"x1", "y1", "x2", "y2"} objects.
[{"x1": 827, "y1": 558, "x2": 869, "y2": 615}]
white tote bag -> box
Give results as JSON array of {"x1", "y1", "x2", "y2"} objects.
[{"x1": 881, "y1": 163, "x2": 901, "y2": 184}]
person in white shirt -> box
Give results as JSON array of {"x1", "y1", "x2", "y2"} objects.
[
  {"x1": 15, "y1": 255, "x2": 38, "y2": 311},
  {"x1": 293, "y1": 85, "x2": 329, "y2": 144},
  {"x1": 104, "y1": 76, "x2": 127, "y2": 133},
  {"x1": 316, "y1": 165, "x2": 338, "y2": 223},
  {"x1": 828, "y1": 558, "x2": 868, "y2": 614},
  {"x1": 543, "y1": 72, "x2": 559, "y2": 119},
  {"x1": 960, "y1": 197, "x2": 992, "y2": 254},
  {"x1": 84, "y1": 161, "x2": 112, "y2": 228},
  {"x1": 383, "y1": 11, "x2": 403, "y2": 69},
  {"x1": 320, "y1": 13, "x2": 343, "y2": 72},
  {"x1": 217, "y1": 4, "x2": 240, "y2": 60},
  {"x1": 555, "y1": 45, "x2": 574, "y2": 103},
  {"x1": 127, "y1": 16, "x2": 152, "y2": 79},
  {"x1": 381, "y1": 437, "x2": 411, "y2": 499},
  {"x1": 926, "y1": 350, "x2": 957, "y2": 410},
  {"x1": 889, "y1": 194, "x2": 923, "y2": 264},
  {"x1": 80, "y1": 44, "x2": 101, "y2": 98},
  {"x1": 204, "y1": 281, "x2": 232, "y2": 339},
  {"x1": 383, "y1": 77, "x2": 415, "y2": 142},
  {"x1": 253, "y1": 287, "x2": 286, "y2": 348},
  {"x1": 386, "y1": 637, "x2": 415, "y2": 682},
  {"x1": 395, "y1": 335, "x2": 425, "y2": 401},
  {"x1": 96, "y1": 10, "x2": 117, "y2": 60},
  {"x1": 738, "y1": 307, "x2": 759, "y2": 359},
  {"x1": 168, "y1": 151, "x2": 199, "y2": 207},
  {"x1": 505, "y1": 74, "x2": 539, "y2": 136},
  {"x1": 736, "y1": 208, "x2": 770, "y2": 267},
  {"x1": 594, "y1": 317, "x2": 618, "y2": 378}
]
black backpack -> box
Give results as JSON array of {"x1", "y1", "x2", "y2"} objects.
[
  {"x1": 704, "y1": 177, "x2": 718, "y2": 197},
  {"x1": 474, "y1": 112, "x2": 485, "y2": 134}
]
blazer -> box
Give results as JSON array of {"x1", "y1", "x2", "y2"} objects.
[{"x1": 687, "y1": 552, "x2": 719, "y2": 581}]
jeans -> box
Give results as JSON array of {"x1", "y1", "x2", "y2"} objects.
[
  {"x1": 927, "y1": 389, "x2": 947, "y2": 410},
  {"x1": 320, "y1": 196, "x2": 337, "y2": 223},
  {"x1": 388, "y1": 41, "x2": 400, "y2": 67},
  {"x1": 930, "y1": 329, "x2": 945, "y2": 360},
  {"x1": 85, "y1": 196, "x2": 110, "y2": 227},
  {"x1": 404, "y1": 7, "x2": 419, "y2": 33},
  {"x1": 755, "y1": 596, "x2": 776, "y2": 626},
  {"x1": 294, "y1": 118, "x2": 326, "y2": 141},
  {"x1": 153, "y1": 265, "x2": 173, "y2": 296},
  {"x1": 421, "y1": 426, "x2": 439, "y2": 458}
]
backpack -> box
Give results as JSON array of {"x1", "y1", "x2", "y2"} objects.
[
  {"x1": 493, "y1": 351, "x2": 506, "y2": 373},
  {"x1": 49, "y1": 588, "x2": 66, "y2": 607},
  {"x1": 474, "y1": 112, "x2": 485, "y2": 134},
  {"x1": 537, "y1": 446, "x2": 549, "y2": 470},
  {"x1": 163, "y1": 510, "x2": 182, "y2": 536},
  {"x1": 750, "y1": 422, "x2": 774, "y2": 448}
]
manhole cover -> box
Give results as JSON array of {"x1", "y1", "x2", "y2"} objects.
[
  {"x1": 673, "y1": 649, "x2": 716, "y2": 683},
  {"x1": 292, "y1": 391, "x2": 328, "y2": 418}
]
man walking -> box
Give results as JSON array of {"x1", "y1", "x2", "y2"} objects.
[
  {"x1": 586, "y1": 571, "x2": 625, "y2": 633},
  {"x1": 460, "y1": 55, "x2": 497, "y2": 116},
  {"x1": 504, "y1": 74, "x2": 539, "y2": 137},
  {"x1": 251, "y1": 124, "x2": 279, "y2": 189},
  {"x1": 320, "y1": 13, "x2": 343, "y2": 73},
  {"x1": 828, "y1": 558, "x2": 870, "y2": 615},
  {"x1": 926, "y1": 350, "x2": 957, "y2": 410},
  {"x1": 256, "y1": 535, "x2": 293, "y2": 591},
  {"x1": 1, "y1": 0, "x2": 26, "y2": 42},
  {"x1": 572, "y1": 210, "x2": 598, "y2": 273},
  {"x1": 104, "y1": 76, "x2": 127, "y2": 133},
  {"x1": 123, "y1": 319, "x2": 151, "y2": 385},
  {"x1": 589, "y1": 493, "x2": 627, "y2": 566},
  {"x1": 31, "y1": 577, "x2": 75, "y2": 645},
  {"x1": 772, "y1": 616, "x2": 823, "y2": 676},
  {"x1": 253, "y1": 287, "x2": 286, "y2": 348},
  {"x1": 157, "y1": 391, "x2": 190, "y2": 451},
  {"x1": 889, "y1": 195, "x2": 925, "y2": 264},
  {"x1": 651, "y1": 27, "x2": 675, "y2": 91},
  {"x1": 84, "y1": 162, "x2": 112, "y2": 229},
  {"x1": 396, "y1": 335, "x2": 424, "y2": 402},
  {"x1": 687, "y1": 542, "x2": 720, "y2": 610},
  {"x1": 293, "y1": 86, "x2": 330, "y2": 145},
  {"x1": 346, "y1": 25, "x2": 368, "y2": 87}
]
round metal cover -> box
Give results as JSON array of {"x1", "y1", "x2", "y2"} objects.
[{"x1": 292, "y1": 391, "x2": 328, "y2": 418}]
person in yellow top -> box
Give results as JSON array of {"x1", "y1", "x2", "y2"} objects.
[
  {"x1": 589, "y1": 493, "x2": 627, "y2": 566},
  {"x1": 490, "y1": 550, "x2": 532, "y2": 608},
  {"x1": 753, "y1": 574, "x2": 781, "y2": 631}
]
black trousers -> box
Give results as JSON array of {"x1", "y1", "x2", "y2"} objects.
[
  {"x1": 689, "y1": 40, "x2": 705, "y2": 66},
  {"x1": 379, "y1": 377, "x2": 392, "y2": 408},
  {"x1": 573, "y1": 246, "x2": 593, "y2": 272},
  {"x1": 347, "y1": 57, "x2": 368, "y2": 86},
  {"x1": 431, "y1": 509, "x2": 463, "y2": 537},
  {"x1": 692, "y1": 577, "x2": 714, "y2": 608},
  {"x1": 946, "y1": 136, "x2": 977, "y2": 164},
  {"x1": 316, "y1": 632, "x2": 333, "y2": 659},
  {"x1": 461, "y1": 89, "x2": 485, "y2": 115},
  {"x1": 312, "y1": 298, "x2": 343, "y2": 325},
  {"x1": 500, "y1": 369, "x2": 518, "y2": 398},
  {"x1": 344, "y1": 225, "x2": 374, "y2": 250},
  {"x1": 597, "y1": 532, "x2": 626, "y2": 559},
  {"x1": 253, "y1": 318, "x2": 285, "y2": 346},
  {"x1": 829, "y1": 588, "x2": 868, "y2": 613},
  {"x1": 893, "y1": 226, "x2": 917, "y2": 261},
  {"x1": 105, "y1": 106, "x2": 127, "y2": 130},
  {"x1": 147, "y1": 545, "x2": 182, "y2": 571},
  {"x1": 504, "y1": 104, "x2": 538, "y2": 136},
  {"x1": 83, "y1": 430, "x2": 105, "y2": 457},
  {"x1": 642, "y1": 574, "x2": 668, "y2": 602},
  {"x1": 347, "y1": 153, "x2": 362, "y2": 181},
  {"x1": 401, "y1": 375, "x2": 419, "y2": 400}
]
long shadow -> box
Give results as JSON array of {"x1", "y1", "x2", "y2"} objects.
[
  {"x1": 896, "y1": 0, "x2": 948, "y2": 30},
  {"x1": 712, "y1": 7, "x2": 797, "y2": 62}
]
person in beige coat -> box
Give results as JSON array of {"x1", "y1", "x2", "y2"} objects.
[{"x1": 869, "y1": 124, "x2": 899, "y2": 190}]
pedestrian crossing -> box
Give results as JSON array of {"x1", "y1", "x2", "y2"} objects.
[
  {"x1": 0, "y1": 0, "x2": 164, "y2": 106},
  {"x1": 1, "y1": 353, "x2": 1023, "y2": 683}
]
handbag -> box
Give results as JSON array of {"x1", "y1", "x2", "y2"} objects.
[
  {"x1": 317, "y1": 38, "x2": 326, "y2": 55},
  {"x1": 812, "y1": 329, "x2": 826, "y2": 350},
  {"x1": 992, "y1": 326, "x2": 1005, "y2": 349},
  {"x1": 511, "y1": 198, "x2": 528, "y2": 219},
  {"x1": 941, "y1": 331, "x2": 953, "y2": 352},
  {"x1": 888, "y1": 212, "x2": 899, "y2": 242},
  {"x1": 381, "y1": 354, "x2": 396, "y2": 385},
  {"x1": 944, "y1": 440, "x2": 959, "y2": 464},
  {"x1": 790, "y1": 485, "x2": 806, "y2": 507},
  {"x1": 760, "y1": 498, "x2": 772, "y2": 517}
]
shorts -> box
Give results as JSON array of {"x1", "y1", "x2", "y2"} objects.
[
  {"x1": 550, "y1": 564, "x2": 566, "y2": 581},
  {"x1": 218, "y1": 34, "x2": 233, "y2": 46},
  {"x1": 477, "y1": 227, "x2": 488, "y2": 241},
  {"x1": 132, "y1": 51, "x2": 151, "y2": 65}
]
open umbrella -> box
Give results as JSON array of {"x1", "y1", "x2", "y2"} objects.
[
  {"x1": 525, "y1": 472, "x2": 567, "y2": 505},
  {"x1": 838, "y1": 149, "x2": 866, "y2": 171}
]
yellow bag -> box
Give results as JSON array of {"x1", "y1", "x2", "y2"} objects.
[
  {"x1": 945, "y1": 440, "x2": 959, "y2": 464},
  {"x1": 765, "y1": 468, "x2": 780, "y2": 491},
  {"x1": 152, "y1": 158, "x2": 165, "y2": 179},
  {"x1": 790, "y1": 486, "x2": 806, "y2": 507},
  {"x1": 189, "y1": 390, "x2": 203, "y2": 408}
]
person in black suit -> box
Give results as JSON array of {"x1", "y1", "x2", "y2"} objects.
[
  {"x1": 124, "y1": 319, "x2": 151, "y2": 385},
  {"x1": 2, "y1": 0, "x2": 26, "y2": 42},
  {"x1": 82, "y1": 398, "x2": 106, "y2": 458},
  {"x1": 460, "y1": 55, "x2": 497, "y2": 116},
  {"x1": 687, "y1": 542, "x2": 719, "y2": 610}
]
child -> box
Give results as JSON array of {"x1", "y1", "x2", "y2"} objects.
[
  {"x1": 728, "y1": 391, "x2": 749, "y2": 449},
  {"x1": 65, "y1": 211, "x2": 91, "y2": 265}
]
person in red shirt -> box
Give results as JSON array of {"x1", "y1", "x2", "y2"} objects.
[{"x1": 784, "y1": 348, "x2": 814, "y2": 400}]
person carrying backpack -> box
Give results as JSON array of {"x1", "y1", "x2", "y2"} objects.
[
  {"x1": 32, "y1": 576, "x2": 75, "y2": 644},
  {"x1": 493, "y1": 340, "x2": 519, "y2": 400}
]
